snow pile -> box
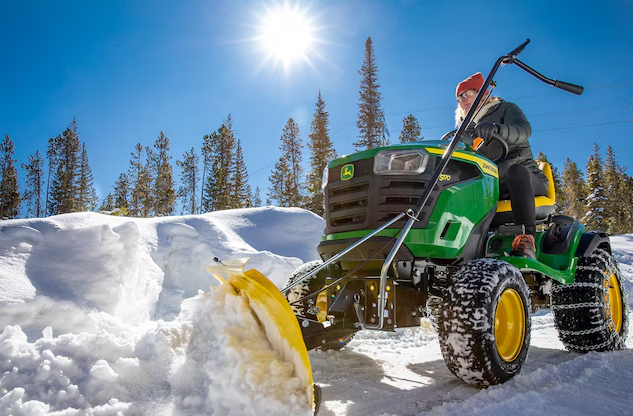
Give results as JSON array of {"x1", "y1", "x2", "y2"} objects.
[
  {"x1": 0, "y1": 218, "x2": 162, "y2": 336},
  {"x1": 0, "y1": 286, "x2": 311, "y2": 415},
  {"x1": 171, "y1": 284, "x2": 311, "y2": 415},
  {"x1": 1, "y1": 207, "x2": 632, "y2": 415},
  {"x1": 0, "y1": 207, "x2": 323, "y2": 415}
]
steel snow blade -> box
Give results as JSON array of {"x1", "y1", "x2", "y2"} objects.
[{"x1": 207, "y1": 258, "x2": 317, "y2": 413}]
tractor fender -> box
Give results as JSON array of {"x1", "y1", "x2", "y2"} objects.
[{"x1": 574, "y1": 231, "x2": 611, "y2": 258}]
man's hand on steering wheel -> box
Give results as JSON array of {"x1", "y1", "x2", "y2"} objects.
[
  {"x1": 471, "y1": 123, "x2": 509, "y2": 163},
  {"x1": 440, "y1": 126, "x2": 509, "y2": 162},
  {"x1": 474, "y1": 122, "x2": 498, "y2": 141}
]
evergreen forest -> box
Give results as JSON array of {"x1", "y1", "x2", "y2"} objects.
[{"x1": 3, "y1": 37, "x2": 633, "y2": 235}]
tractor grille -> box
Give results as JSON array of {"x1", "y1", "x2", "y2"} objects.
[
  {"x1": 324, "y1": 156, "x2": 481, "y2": 234},
  {"x1": 325, "y1": 159, "x2": 435, "y2": 233},
  {"x1": 329, "y1": 181, "x2": 370, "y2": 228}
]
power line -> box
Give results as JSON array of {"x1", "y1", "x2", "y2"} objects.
[
  {"x1": 533, "y1": 120, "x2": 632, "y2": 133},
  {"x1": 250, "y1": 161, "x2": 276, "y2": 177},
  {"x1": 329, "y1": 81, "x2": 633, "y2": 137}
]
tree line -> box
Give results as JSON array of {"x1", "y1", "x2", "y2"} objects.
[
  {"x1": 537, "y1": 145, "x2": 633, "y2": 234},
  {"x1": 2, "y1": 36, "x2": 631, "y2": 234},
  {"x1": 3, "y1": 118, "x2": 99, "y2": 219}
]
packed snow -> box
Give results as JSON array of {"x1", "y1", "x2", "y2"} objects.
[{"x1": 0, "y1": 207, "x2": 631, "y2": 415}]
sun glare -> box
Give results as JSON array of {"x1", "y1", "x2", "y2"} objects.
[{"x1": 257, "y1": 3, "x2": 316, "y2": 69}]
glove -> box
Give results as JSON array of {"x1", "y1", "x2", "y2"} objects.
[{"x1": 474, "y1": 122, "x2": 499, "y2": 141}]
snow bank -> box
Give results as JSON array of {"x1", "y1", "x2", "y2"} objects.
[
  {"x1": 0, "y1": 207, "x2": 323, "y2": 415},
  {"x1": 0, "y1": 216, "x2": 163, "y2": 337},
  {"x1": 0, "y1": 285, "x2": 312, "y2": 415},
  {"x1": 2, "y1": 208, "x2": 632, "y2": 416},
  {"x1": 0, "y1": 207, "x2": 323, "y2": 336}
]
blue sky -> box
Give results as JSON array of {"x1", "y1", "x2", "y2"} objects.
[{"x1": 1, "y1": 0, "x2": 632, "y2": 209}]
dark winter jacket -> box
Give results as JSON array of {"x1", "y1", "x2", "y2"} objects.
[{"x1": 459, "y1": 98, "x2": 548, "y2": 197}]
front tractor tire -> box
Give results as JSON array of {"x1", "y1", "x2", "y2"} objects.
[
  {"x1": 438, "y1": 258, "x2": 531, "y2": 387},
  {"x1": 551, "y1": 248, "x2": 629, "y2": 352},
  {"x1": 286, "y1": 260, "x2": 327, "y2": 318}
]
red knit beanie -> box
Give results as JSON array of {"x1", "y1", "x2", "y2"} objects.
[{"x1": 456, "y1": 72, "x2": 485, "y2": 98}]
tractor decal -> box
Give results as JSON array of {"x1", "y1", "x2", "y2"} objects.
[{"x1": 341, "y1": 164, "x2": 354, "y2": 180}]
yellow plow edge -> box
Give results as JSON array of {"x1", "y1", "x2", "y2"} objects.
[{"x1": 207, "y1": 259, "x2": 316, "y2": 412}]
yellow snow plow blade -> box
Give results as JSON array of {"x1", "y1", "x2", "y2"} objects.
[{"x1": 207, "y1": 259, "x2": 316, "y2": 412}]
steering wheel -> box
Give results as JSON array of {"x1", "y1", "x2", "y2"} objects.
[{"x1": 441, "y1": 129, "x2": 509, "y2": 163}]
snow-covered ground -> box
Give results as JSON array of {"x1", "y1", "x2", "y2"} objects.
[{"x1": 1, "y1": 208, "x2": 631, "y2": 415}]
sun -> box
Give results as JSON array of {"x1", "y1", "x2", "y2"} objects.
[{"x1": 257, "y1": 3, "x2": 316, "y2": 68}]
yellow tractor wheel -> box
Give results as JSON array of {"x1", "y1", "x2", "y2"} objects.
[{"x1": 438, "y1": 258, "x2": 531, "y2": 387}]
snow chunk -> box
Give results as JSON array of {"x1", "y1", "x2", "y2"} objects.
[{"x1": 170, "y1": 283, "x2": 312, "y2": 415}]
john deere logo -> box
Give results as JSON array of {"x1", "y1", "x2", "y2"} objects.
[{"x1": 341, "y1": 164, "x2": 354, "y2": 180}]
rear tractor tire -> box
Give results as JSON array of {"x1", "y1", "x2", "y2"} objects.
[
  {"x1": 285, "y1": 260, "x2": 354, "y2": 350},
  {"x1": 551, "y1": 248, "x2": 629, "y2": 352},
  {"x1": 438, "y1": 258, "x2": 531, "y2": 387}
]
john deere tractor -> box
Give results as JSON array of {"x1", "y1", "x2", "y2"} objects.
[
  {"x1": 212, "y1": 40, "x2": 628, "y2": 413},
  {"x1": 282, "y1": 39, "x2": 629, "y2": 389}
]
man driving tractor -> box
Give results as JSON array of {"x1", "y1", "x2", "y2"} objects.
[{"x1": 454, "y1": 72, "x2": 549, "y2": 259}]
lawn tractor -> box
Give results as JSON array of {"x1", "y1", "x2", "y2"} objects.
[{"x1": 211, "y1": 40, "x2": 628, "y2": 413}]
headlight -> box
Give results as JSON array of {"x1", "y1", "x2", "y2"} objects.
[
  {"x1": 373, "y1": 149, "x2": 429, "y2": 175},
  {"x1": 321, "y1": 166, "x2": 329, "y2": 190}
]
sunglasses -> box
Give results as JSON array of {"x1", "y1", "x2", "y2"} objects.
[{"x1": 456, "y1": 89, "x2": 478, "y2": 103}]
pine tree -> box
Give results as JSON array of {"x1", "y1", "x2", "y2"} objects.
[
  {"x1": 306, "y1": 90, "x2": 337, "y2": 215},
  {"x1": 620, "y1": 175, "x2": 633, "y2": 233},
  {"x1": 232, "y1": 139, "x2": 252, "y2": 208},
  {"x1": 128, "y1": 143, "x2": 151, "y2": 217},
  {"x1": 45, "y1": 135, "x2": 60, "y2": 216},
  {"x1": 216, "y1": 116, "x2": 236, "y2": 210},
  {"x1": 99, "y1": 193, "x2": 115, "y2": 212},
  {"x1": 603, "y1": 146, "x2": 628, "y2": 234},
  {"x1": 200, "y1": 132, "x2": 216, "y2": 212},
  {"x1": 144, "y1": 146, "x2": 157, "y2": 216},
  {"x1": 561, "y1": 158, "x2": 587, "y2": 220},
  {"x1": 355, "y1": 37, "x2": 387, "y2": 150},
  {"x1": 176, "y1": 147, "x2": 200, "y2": 215},
  {"x1": 612, "y1": 170, "x2": 632, "y2": 234},
  {"x1": 268, "y1": 156, "x2": 290, "y2": 206},
  {"x1": 77, "y1": 143, "x2": 99, "y2": 211},
  {"x1": 201, "y1": 115, "x2": 236, "y2": 211},
  {"x1": 100, "y1": 190, "x2": 128, "y2": 216},
  {"x1": 21, "y1": 150, "x2": 45, "y2": 218},
  {"x1": 268, "y1": 118, "x2": 304, "y2": 207},
  {"x1": 583, "y1": 144, "x2": 608, "y2": 232},
  {"x1": 113, "y1": 172, "x2": 131, "y2": 214},
  {"x1": 48, "y1": 119, "x2": 82, "y2": 215},
  {"x1": 399, "y1": 114, "x2": 422, "y2": 143},
  {"x1": 0, "y1": 135, "x2": 20, "y2": 219},
  {"x1": 150, "y1": 132, "x2": 176, "y2": 216},
  {"x1": 535, "y1": 152, "x2": 563, "y2": 214},
  {"x1": 253, "y1": 186, "x2": 262, "y2": 207}
]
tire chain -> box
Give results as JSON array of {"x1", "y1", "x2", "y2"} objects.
[
  {"x1": 551, "y1": 301, "x2": 603, "y2": 311},
  {"x1": 563, "y1": 330, "x2": 618, "y2": 352},
  {"x1": 551, "y1": 248, "x2": 628, "y2": 352},
  {"x1": 550, "y1": 281, "x2": 603, "y2": 293},
  {"x1": 556, "y1": 321, "x2": 610, "y2": 336}
]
